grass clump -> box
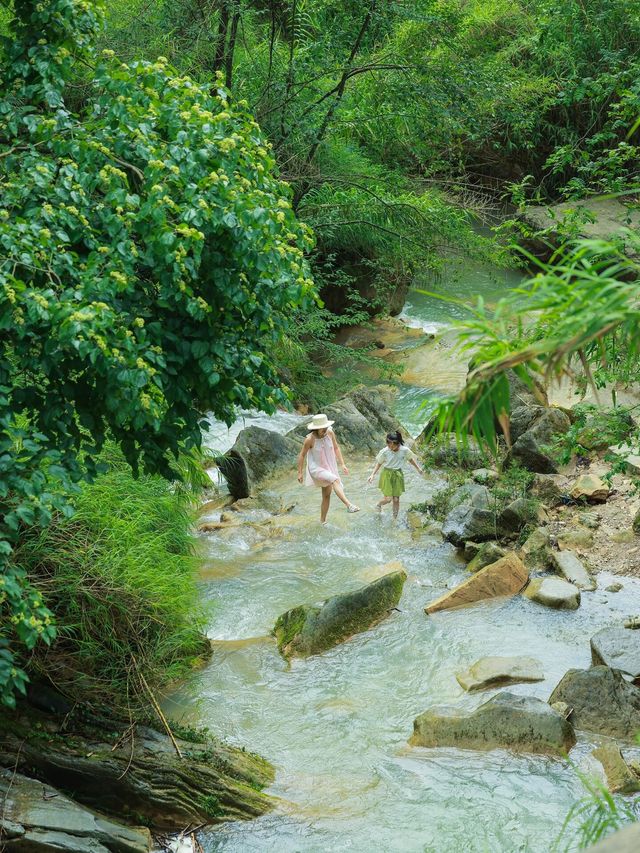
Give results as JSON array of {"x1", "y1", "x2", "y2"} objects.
[
  {"x1": 552, "y1": 772, "x2": 639, "y2": 851},
  {"x1": 12, "y1": 450, "x2": 210, "y2": 716}
]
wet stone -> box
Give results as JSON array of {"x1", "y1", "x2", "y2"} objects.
[
  {"x1": 549, "y1": 666, "x2": 640, "y2": 740},
  {"x1": 425, "y1": 553, "x2": 528, "y2": 614},
  {"x1": 410, "y1": 692, "x2": 575, "y2": 755},
  {"x1": 524, "y1": 577, "x2": 581, "y2": 610},
  {"x1": 273, "y1": 570, "x2": 407, "y2": 658},
  {"x1": 591, "y1": 625, "x2": 640, "y2": 680},
  {"x1": 524, "y1": 578, "x2": 580, "y2": 610},
  {"x1": 455, "y1": 656, "x2": 544, "y2": 692}
]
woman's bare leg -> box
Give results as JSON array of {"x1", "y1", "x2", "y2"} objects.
[
  {"x1": 321, "y1": 485, "x2": 332, "y2": 522},
  {"x1": 332, "y1": 480, "x2": 352, "y2": 508},
  {"x1": 392, "y1": 497, "x2": 400, "y2": 519},
  {"x1": 376, "y1": 496, "x2": 392, "y2": 511}
]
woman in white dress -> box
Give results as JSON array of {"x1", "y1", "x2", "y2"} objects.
[{"x1": 297, "y1": 413, "x2": 360, "y2": 524}]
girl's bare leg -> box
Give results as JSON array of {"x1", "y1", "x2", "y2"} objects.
[
  {"x1": 376, "y1": 496, "x2": 392, "y2": 511},
  {"x1": 332, "y1": 480, "x2": 353, "y2": 508},
  {"x1": 321, "y1": 485, "x2": 332, "y2": 522},
  {"x1": 392, "y1": 497, "x2": 400, "y2": 519}
]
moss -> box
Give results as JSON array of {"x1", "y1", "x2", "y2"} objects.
[
  {"x1": 169, "y1": 721, "x2": 211, "y2": 744},
  {"x1": 198, "y1": 794, "x2": 223, "y2": 819},
  {"x1": 272, "y1": 605, "x2": 312, "y2": 655},
  {"x1": 274, "y1": 571, "x2": 406, "y2": 659}
]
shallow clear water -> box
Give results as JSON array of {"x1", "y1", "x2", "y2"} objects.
[
  {"x1": 166, "y1": 261, "x2": 640, "y2": 851},
  {"x1": 400, "y1": 255, "x2": 523, "y2": 334},
  {"x1": 167, "y1": 458, "x2": 640, "y2": 853}
]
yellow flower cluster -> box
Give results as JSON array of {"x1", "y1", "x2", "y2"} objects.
[{"x1": 109, "y1": 270, "x2": 128, "y2": 286}]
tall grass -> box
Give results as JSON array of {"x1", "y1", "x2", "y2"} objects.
[{"x1": 13, "y1": 450, "x2": 210, "y2": 715}]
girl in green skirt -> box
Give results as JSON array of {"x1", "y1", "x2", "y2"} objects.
[{"x1": 367, "y1": 431, "x2": 424, "y2": 519}]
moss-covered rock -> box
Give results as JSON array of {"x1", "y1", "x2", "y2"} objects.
[
  {"x1": 273, "y1": 570, "x2": 407, "y2": 658},
  {"x1": 467, "y1": 541, "x2": 507, "y2": 573},
  {"x1": 0, "y1": 709, "x2": 274, "y2": 830},
  {"x1": 410, "y1": 692, "x2": 575, "y2": 754}
]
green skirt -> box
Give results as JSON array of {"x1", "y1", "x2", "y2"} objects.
[{"x1": 379, "y1": 468, "x2": 405, "y2": 497}]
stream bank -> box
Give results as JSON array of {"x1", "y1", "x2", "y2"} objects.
[{"x1": 175, "y1": 248, "x2": 640, "y2": 850}]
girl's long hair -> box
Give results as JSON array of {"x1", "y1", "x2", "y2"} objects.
[{"x1": 386, "y1": 430, "x2": 404, "y2": 445}]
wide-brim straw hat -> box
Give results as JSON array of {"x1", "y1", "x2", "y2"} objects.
[{"x1": 307, "y1": 413, "x2": 334, "y2": 431}]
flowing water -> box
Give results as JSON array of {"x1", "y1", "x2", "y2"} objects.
[{"x1": 165, "y1": 258, "x2": 640, "y2": 852}]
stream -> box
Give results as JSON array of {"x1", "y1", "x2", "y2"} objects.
[{"x1": 166, "y1": 257, "x2": 640, "y2": 852}]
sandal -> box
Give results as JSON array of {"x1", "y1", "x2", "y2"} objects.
[{"x1": 347, "y1": 504, "x2": 360, "y2": 513}]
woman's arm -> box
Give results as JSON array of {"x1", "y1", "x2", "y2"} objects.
[
  {"x1": 297, "y1": 437, "x2": 311, "y2": 483},
  {"x1": 330, "y1": 431, "x2": 348, "y2": 473}
]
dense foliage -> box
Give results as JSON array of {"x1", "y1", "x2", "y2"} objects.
[{"x1": 0, "y1": 0, "x2": 313, "y2": 706}]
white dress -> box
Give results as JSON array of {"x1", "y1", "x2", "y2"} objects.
[{"x1": 305, "y1": 429, "x2": 341, "y2": 488}]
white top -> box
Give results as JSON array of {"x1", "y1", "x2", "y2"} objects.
[{"x1": 375, "y1": 445, "x2": 417, "y2": 470}]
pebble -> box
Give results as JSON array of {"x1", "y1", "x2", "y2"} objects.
[{"x1": 606, "y1": 583, "x2": 623, "y2": 593}]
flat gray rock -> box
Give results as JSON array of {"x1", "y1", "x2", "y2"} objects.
[
  {"x1": 552, "y1": 550, "x2": 596, "y2": 591},
  {"x1": 591, "y1": 625, "x2": 640, "y2": 680},
  {"x1": 410, "y1": 691, "x2": 575, "y2": 754},
  {"x1": 524, "y1": 577, "x2": 581, "y2": 610},
  {"x1": 456, "y1": 656, "x2": 544, "y2": 691}
]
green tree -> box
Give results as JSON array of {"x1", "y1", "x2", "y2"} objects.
[{"x1": 0, "y1": 0, "x2": 314, "y2": 706}]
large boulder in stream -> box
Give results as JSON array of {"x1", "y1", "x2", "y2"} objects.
[
  {"x1": 273, "y1": 570, "x2": 406, "y2": 658},
  {"x1": 409, "y1": 692, "x2": 576, "y2": 754},
  {"x1": 217, "y1": 427, "x2": 300, "y2": 499},
  {"x1": 425, "y1": 552, "x2": 528, "y2": 614},
  {"x1": 524, "y1": 577, "x2": 581, "y2": 610},
  {"x1": 0, "y1": 712, "x2": 275, "y2": 829},
  {"x1": 548, "y1": 666, "x2": 640, "y2": 740},
  {"x1": 0, "y1": 770, "x2": 151, "y2": 853}
]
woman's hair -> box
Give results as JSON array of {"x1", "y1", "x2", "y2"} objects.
[{"x1": 386, "y1": 430, "x2": 404, "y2": 445}]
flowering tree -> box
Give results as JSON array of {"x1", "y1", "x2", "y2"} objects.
[{"x1": 0, "y1": 0, "x2": 315, "y2": 705}]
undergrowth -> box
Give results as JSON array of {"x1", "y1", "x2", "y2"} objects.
[
  {"x1": 12, "y1": 447, "x2": 210, "y2": 716},
  {"x1": 553, "y1": 404, "x2": 638, "y2": 466}
]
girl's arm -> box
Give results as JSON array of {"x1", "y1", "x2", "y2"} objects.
[
  {"x1": 330, "y1": 431, "x2": 348, "y2": 474},
  {"x1": 367, "y1": 462, "x2": 382, "y2": 484},
  {"x1": 297, "y1": 437, "x2": 311, "y2": 483},
  {"x1": 409, "y1": 456, "x2": 425, "y2": 475}
]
